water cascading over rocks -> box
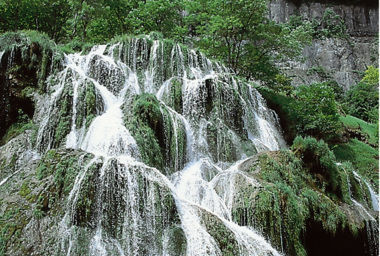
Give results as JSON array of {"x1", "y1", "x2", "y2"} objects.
[
  {"x1": 0, "y1": 34, "x2": 291, "y2": 255},
  {"x1": 32, "y1": 36, "x2": 286, "y2": 255}
]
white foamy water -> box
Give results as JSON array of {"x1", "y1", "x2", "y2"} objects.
[{"x1": 36, "y1": 38, "x2": 287, "y2": 255}]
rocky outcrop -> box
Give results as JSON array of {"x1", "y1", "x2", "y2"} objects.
[
  {"x1": 269, "y1": 0, "x2": 378, "y2": 89},
  {"x1": 279, "y1": 37, "x2": 377, "y2": 90},
  {"x1": 269, "y1": 0, "x2": 378, "y2": 36}
]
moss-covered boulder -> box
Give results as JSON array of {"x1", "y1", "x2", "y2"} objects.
[{"x1": 75, "y1": 80, "x2": 104, "y2": 129}]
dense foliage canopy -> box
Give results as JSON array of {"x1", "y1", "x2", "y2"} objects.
[{"x1": 0, "y1": 0, "x2": 313, "y2": 83}]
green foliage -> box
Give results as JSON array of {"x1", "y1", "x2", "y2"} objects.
[
  {"x1": 0, "y1": 30, "x2": 54, "y2": 53},
  {"x1": 18, "y1": 182, "x2": 31, "y2": 198},
  {"x1": 344, "y1": 66, "x2": 379, "y2": 123},
  {"x1": 256, "y1": 85, "x2": 298, "y2": 143},
  {"x1": 257, "y1": 83, "x2": 342, "y2": 143},
  {"x1": 33, "y1": 195, "x2": 45, "y2": 220},
  {"x1": 185, "y1": 0, "x2": 312, "y2": 82},
  {"x1": 361, "y1": 65, "x2": 379, "y2": 85},
  {"x1": 0, "y1": 206, "x2": 24, "y2": 256},
  {"x1": 124, "y1": 93, "x2": 186, "y2": 174},
  {"x1": 57, "y1": 40, "x2": 95, "y2": 54},
  {"x1": 344, "y1": 82, "x2": 379, "y2": 123},
  {"x1": 333, "y1": 139, "x2": 379, "y2": 188},
  {"x1": 313, "y1": 8, "x2": 348, "y2": 39},
  {"x1": 0, "y1": 0, "x2": 70, "y2": 41},
  {"x1": 291, "y1": 83, "x2": 341, "y2": 140},
  {"x1": 0, "y1": 1, "x2": 313, "y2": 87},
  {"x1": 291, "y1": 136, "x2": 342, "y2": 194},
  {"x1": 124, "y1": 94, "x2": 164, "y2": 170},
  {"x1": 36, "y1": 149, "x2": 59, "y2": 180},
  {"x1": 202, "y1": 213, "x2": 239, "y2": 256},
  {"x1": 0, "y1": 119, "x2": 36, "y2": 146},
  {"x1": 0, "y1": 30, "x2": 56, "y2": 94},
  {"x1": 249, "y1": 151, "x2": 350, "y2": 255}
]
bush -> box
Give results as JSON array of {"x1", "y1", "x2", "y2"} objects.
[
  {"x1": 344, "y1": 66, "x2": 379, "y2": 123},
  {"x1": 340, "y1": 115, "x2": 378, "y2": 146},
  {"x1": 291, "y1": 83, "x2": 341, "y2": 141}
]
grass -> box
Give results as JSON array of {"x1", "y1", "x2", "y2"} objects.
[
  {"x1": 333, "y1": 139, "x2": 379, "y2": 187},
  {"x1": 340, "y1": 115, "x2": 378, "y2": 145}
]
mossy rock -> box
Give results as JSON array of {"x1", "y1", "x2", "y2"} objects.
[
  {"x1": 201, "y1": 211, "x2": 240, "y2": 256},
  {"x1": 123, "y1": 93, "x2": 186, "y2": 175},
  {"x1": 72, "y1": 160, "x2": 102, "y2": 228},
  {"x1": 75, "y1": 80, "x2": 104, "y2": 129}
]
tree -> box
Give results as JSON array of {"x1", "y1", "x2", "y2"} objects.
[
  {"x1": 0, "y1": 0, "x2": 70, "y2": 41},
  {"x1": 184, "y1": 0, "x2": 312, "y2": 82}
]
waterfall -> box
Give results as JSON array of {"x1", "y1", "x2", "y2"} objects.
[
  {"x1": 352, "y1": 171, "x2": 379, "y2": 212},
  {"x1": 0, "y1": 50, "x2": 4, "y2": 63},
  {"x1": 34, "y1": 37, "x2": 287, "y2": 255}
]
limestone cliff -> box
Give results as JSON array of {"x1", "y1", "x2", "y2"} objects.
[{"x1": 269, "y1": 0, "x2": 378, "y2": 90}]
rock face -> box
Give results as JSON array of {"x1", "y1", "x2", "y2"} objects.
[{"x1": 269, "y1": 0, "x2": 378, "y2": 89}]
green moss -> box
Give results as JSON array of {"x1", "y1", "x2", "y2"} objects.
[
  {"x1": 169, "y1": 78, "x2": 183, "y2": 113},
  {"x1": 53, "y1": 155, "x2": 81, "y2": 196},
  {"x1": 206, "y1": 122, "x2": 238, "y2": 162},
  {"x1": 72, "y1": 162, "x2": 100, "y2": 227},
  {"x1": 54, "y1": 85, "x2": 73, "y2": 146},
  {"x1": 0, "y1": 31, "x2": 55, "y2": 93},
  {"x1": 36, "y1": 149, "x2": 59, "y2": 180},
  {"x1": 292, "y1": 136, "x2": 341, "y2": 194},
  {"x1": 75, "y1": 81, "x2": 98, "y2": 129},
  {"x1": 256, "y1": 86, "x2": 298, "y2": 143},
  {"x1": 0, "y1": 206, "x2": 27, "y2": 256},
  {"x1": 164, "y1": 225, "x2": 187, "y2": 255},
  {"x1": 56, "y1": 40, "x2": 95, "y2": 55},
  {"x1": 18, "y1": 182, "x2": 31, "y2": 198}
]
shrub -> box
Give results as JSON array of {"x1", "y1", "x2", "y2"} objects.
[{"x1": 291, "y1": 136, "x2": 339, "y2": 193}]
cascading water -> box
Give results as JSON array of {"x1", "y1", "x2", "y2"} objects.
[{"x1": 34, "y1": 36, "x2": 287, "y2": 255}]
